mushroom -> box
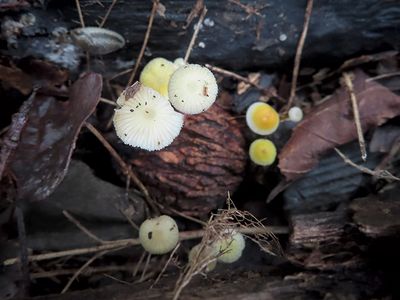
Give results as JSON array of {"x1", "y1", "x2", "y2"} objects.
[
  {"x1": 113, "y1": 82, "x2": 184, "y2": 151},
  {"x1": 139, "y1": 57, "x2": 177, "y2": 97},
  {"x1": 215, "y1": 230, "x2": 245, "y2": 263},
  {"x1": 246, "y1": 102, "x2": 280, "y2": 135},
  {"x1": 139, "y1": 215, "x2": 179, "y2": 255},
  {"x1": 173, "y1": 57, "x2": 186, "y2": 67},
  {"x1": 188, "y1": 243, "x2": 218, "y2": 272},
  {"x1": 168, "y1": 64, "x2": 218, "y2": 114},
  {"x1": 249, "y1": 138, "x2": 277, "y2": 166},
  {"x1": 288, "y1": 106, "x2": 303, "y2": 122}
]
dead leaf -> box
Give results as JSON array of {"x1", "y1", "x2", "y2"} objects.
[
  {"x1": 0, "y1": 65, "x2": 33, "y2": 95},
  {"x1": 1, "y1": 73, "x2": 102, "y2": 201},
  {"x1": 279, "y1": 70, "x2": 400, "y2": 181}
]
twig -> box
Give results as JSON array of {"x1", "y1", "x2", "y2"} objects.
[
  {"x1": 75, "y1": 0, "x2": 85, "y2": 27},
  {"x1": 61, "y1": 251, "x2": 107, "y2": 294},
  {"x1": 334, "y1": 148, "x2": 399, "y2": 181},
  {"x1": 366, "y1": 71, "x2": 400, "y2": 82},
  {"x1": 84, "y1": 122, "x2": 160, "y2": 215},
  {"x1": 167, "y1": 207, "x2": 206, "y2": 226},
  {"x1": 184, "y1": 6, "x2": 207, "y2": 63},
  {"x1": 139, "y1": 252, "x2": 151, "y2": 282},
  {"x1": 133, "y1": 251, "x2": 146, "y2": 277},
  {"x1": 3, "y1": 227, "x2": 288, "y2": 267},
  {"x1": 205, "y1": 64, "x2": 261, "y2": 88},
  {"x1": 109, "y1": 68, "x2": 133, "y2": 81},
  {"x1": 16, "y1": 206, "x2": 30, "y2": 297},
  {"x1": 62, "y1": 210, "x2": 106, "y2": 244},
  {"x1": 99, "y1": 0, "x2": 118, "y2": 28},
  {"x1": 31, "y1": 264, "x2": 137, "y2": 279},
  {"x1": 127, "y1": 0, "x2": 159, "y2": 86},
  {"x1": 228, "y1": 0, "x2": 268, "y2": 19},
  {"x1": 286, "y1": 0, "x2": 313, "y2": 111},
  {"x1": 342, "y1": 72, "x2": 367, "y2": 161},
  {"x1": 102, "y1": 273, "x2": 132, "y2": 285},
  {"x1": 99, "y1": 97, "x2": 118, "y2": 107},
  {"x1": 3, "y1": 239, "x2": 137, "y2": 266},
  {"x1": 118, "y1": 207, "x2": 140, "y2": 231},
  {"x1": 151, "y1": 243, "x2": 180, "y2": 288}
]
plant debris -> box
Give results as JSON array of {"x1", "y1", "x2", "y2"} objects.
[
  {"x1": 1, "y1": 73, "x2": 102, "y2": 201},
  {"x1": 279, "y1": 69, "x2": 400, "y2": 181}
]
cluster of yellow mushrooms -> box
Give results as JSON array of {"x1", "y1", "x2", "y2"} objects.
[
  {"x1": 113, "y1": 57, "x2": 218, "y2": 151},
  {"x1": 246, "y1": 102, "x2": 303, "y2": 166},
  {"x1": 139, "y1": 215, "x2": 245, "y2": 271}
]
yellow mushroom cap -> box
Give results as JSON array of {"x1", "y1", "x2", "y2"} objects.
[
  {"x1": 168, "y1": 64, "x2": 218, "y2": 114},
  {"x1": 139, "y1": 57, "x2": 177, "y2": 97},
  {"x1": 139, "y1": 215, "x2": 179, "y2": 255},
  {"x1": 188, "y1": 243, "x2": 218, "y2": 272},
  {"x1": 245, "y1": 102, "x2": 280, "y2": 135},
  {"x1": 113, "y1": 83, "x2": 184, "y2": 151},
  {"x1": 215, "y1": 230, "x2": 245, "y2": 264},
  {"x1": 249, "y1": 138, "x2": 277, "y2": 166}
]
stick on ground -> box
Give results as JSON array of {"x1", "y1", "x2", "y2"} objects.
[
  {"x1": 286, "y1": 0, "x2": 313, "y2": 111},
  {"x1": 184, "y1": 6, "x2": 207, "y2": 63},
  {"x1": 127, "y1": 0, "x2": 159, "y2": 86},
  {"x1": 342, "y1": 72, "x2": 367, "y2": 161}
]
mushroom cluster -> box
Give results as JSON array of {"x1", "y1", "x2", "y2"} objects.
[
  {"x1": 245, "y1": 102, "x2": 280, "y2": 166},
  {"x1": 113, "y1": 57, "x2": 218, "y2": 151}
]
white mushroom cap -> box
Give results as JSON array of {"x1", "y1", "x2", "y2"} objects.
[
  {"x1": 113, "y1": 83, "x2": 184, "y2": 151},
  {"x1": 168, "y1": 64, "x2": 218, "y2": 114},
  {"x1": 288, "y1": 106, "x2": 303, "y2": 122}
]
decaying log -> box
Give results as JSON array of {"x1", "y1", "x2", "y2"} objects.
[
  {"x1": 287, "y1": 210, "x2": 365, "y2": 270},
  {"x1": 114, "y1": 104, "x2": 247, "y2": 217},
  {"x1": 23, "y1": 270, "x2": 383, "y2": 300},
  {"x1": 2, "y1": 0, "x2": 400, "y2": 74},
  {"x1": 351, "y1": 191, "x2": 400, "y2": 239}
]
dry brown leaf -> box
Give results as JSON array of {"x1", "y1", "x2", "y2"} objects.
[
  {"x1": 1, "y1": 73, "x2": 102, "y2": 201},
  {"x1": 279, "y1": 69, "x2": 400, "y2": 181}
]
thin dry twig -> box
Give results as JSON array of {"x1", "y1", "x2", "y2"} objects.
[
  {"x1": 366, "y1": 71, "x2": 400, "y2": 82},
  {"x1": 2, "y1": 226, "x2": 287, "y2": 268},
  {"x1": 167, "y1": 207, "x2": 207, "y2": 226},
  {"x1": 99, "y1": 0, "x2": 118, "y2": 28},
  {"x1": 99, "y1": 97, "x2": 118, "y2": 107},
  {"x1": 84, "y1": 122, "x2": 160, "y2": 215},
  {"x1": 184, "y1": 0, "x2": 204, "y2": 28},
  {"x1": 139, "y1": 252, "x2": 152, "y2": 282},
  {"x1": 75, "y1": 0, "x2": 85, "y2": 27},
  {"x1": 63, "y1": 210, "x2": 106, "y2": 244},
  {"x1": 151, "y1": 243, "x2": 180, "y2": 288},
  {"x1": 228, "y1": 0, "x2": 268, "y2": 19},
  {"x1": 184, "y1": 6, "x2": 207, "y2": 64},
  {"x1": 335, "y1": 148, "x2": 399, "y2": 181},
  {"x1": 205, "y1": 64, "x2": 261, "y2": 88},
  {"x1": 61, "y1": 251, "x2": 107, "y2": 294},
  {"x1": 342, "y1": 72, "x2": 367, "y2": 161},
  {"x1": 133, "y1": 251, "x2": 147, "y2": 277},
  {"x1": 127, "y1": 0, "x2": 159, "y2": 86},
  {"x1": 2, "y1": 239, "x2": 138, "y2": 266},
  {"x1": 31, "y1": 264, "x2": 137, "y2": 279},
  {"x1": 286, "y1": 0, "x2": 313, "y2": 111}
]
